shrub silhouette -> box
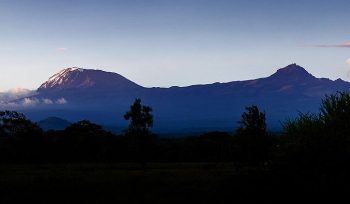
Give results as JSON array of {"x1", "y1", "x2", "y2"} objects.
[
  {"x1": 281, "y1": 113, "x2": 325, "y2": 167},
  {"x1": 320, "y1": 91, "x2": 350, "y2": 152},
  {"x1": 283, "y1": 92, "x2": 350, "y2": 159},
  {"x1": 280, "y1": 92, "x2": 350, "y2": 190}
]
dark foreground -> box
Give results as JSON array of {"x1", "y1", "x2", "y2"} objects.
[
  {"x1": 2, "y1": 93, "x2": 350, "y2": 202},
  {"x1": 0, "y1": 163, "x2": 349, "y2": 204}
]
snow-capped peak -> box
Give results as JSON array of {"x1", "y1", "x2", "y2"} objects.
[
  {"x1": 37, "y1": 67, "x2": 143, "y2": 93},
  {"x1": 71, "y1": 67, "x2": 84, "y2": 72},
  {"x1": 41, "y1": 67, "x2": 85, "y2": 89}
]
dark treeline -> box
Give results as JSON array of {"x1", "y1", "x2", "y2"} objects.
[
  {"x1": 2, "y1": 92, "x2": 350, "y2": 200},
  {"x1": 0, "y1": 108, "x2": 230, "y2": 162},
  {"x1": 1, "y1": 92, "x2": 350, "y2": 166},
  {"x1": 0, "y1": 105, "x2": 267, "y2": 163}
]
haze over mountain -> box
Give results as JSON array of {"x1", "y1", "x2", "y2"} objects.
[{"x1": 6, "y1": 64, "x2": 350, "y2": 133}]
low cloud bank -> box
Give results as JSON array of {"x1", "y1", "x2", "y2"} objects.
[
  {"x1": 0, "y1": 88, "x2": 68, "y2": 109},
  {"x1": 0, "y1": 88, "x2": 36, "y2": 102}
]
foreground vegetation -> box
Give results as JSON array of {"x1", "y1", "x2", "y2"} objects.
[{"x1": 1, "y1": 92, "x2": 350, "y2": 202}]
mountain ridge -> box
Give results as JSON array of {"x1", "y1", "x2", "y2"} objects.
[
  {"x1": 39, "y1": 64, "x2": 330, "y2": 90},
  {"x1": 10, "y1": 64, "x2": 350, "y2": 133}
]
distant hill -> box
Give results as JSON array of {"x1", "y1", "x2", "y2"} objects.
[
  {"x1": 37, "y1": 117, "x2": 71, "y2": 131},
  {"x1": 11, "y1": 64, "x2": 350, "y2": 133}
]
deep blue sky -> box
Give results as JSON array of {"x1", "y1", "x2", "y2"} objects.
[{"x1": 0, "y1": 0, "x2": 350, "y2": 91}]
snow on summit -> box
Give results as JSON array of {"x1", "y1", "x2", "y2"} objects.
[
  {"x1": 48, "y1": 67, "x2": 84, "y2": 83},
  {"x1": 39, "y1": 67, "x2": 87, "y2": 89}
]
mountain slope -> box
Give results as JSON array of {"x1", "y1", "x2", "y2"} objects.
[
  {"x1": 18, "y1": 64, "x2": 350, "y2": 133},
  {"x1": 37, "y1": 117, "x2": 71, "y2": 131}
]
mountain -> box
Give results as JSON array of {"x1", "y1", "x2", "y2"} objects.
[
  {"x1": 37, "y1": 117, "x2": 71, "y2": 131},
  {"x1": 270, "y1": 63, "x2": 315, "y2": 81},
  {"x1": 14, "y1": 64, "x2": 350, "y2": 133},
  {"x1": 38, "y1": 67, "x2": 143, "y2": 92}
]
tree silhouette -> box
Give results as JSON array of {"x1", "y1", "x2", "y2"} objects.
[
  {"x1": 60, "y1": 120, "x2": 112, "y2": 161},
  {"x1": 237, "y1": 105, "x2": 266, "y2": 133},
  {"x1": 0, "y1": 110, "x2": 43, "y2": 161},
  {"x1": 234, "y1": 105, "x2": 269, "y2": 164},
  {"x1": 0, "y1": 110, "x2": 42, "y2": 138},
  {"x1": 124, "y1": 98, "x2": 153, "y2": 137},
  {"x1": 124, "y1": 99, "x2": 154, "y2": 163},
  {"x1": 65, "y1": 120, "x2": 104, "y2": 136}
]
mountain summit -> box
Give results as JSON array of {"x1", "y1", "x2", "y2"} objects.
[
  {"x1": 269, "y1": 63, "x2": 316, "y2": 81},
  {"x1": 38, "y1": 67, "x2": 142, "y2": 93}
]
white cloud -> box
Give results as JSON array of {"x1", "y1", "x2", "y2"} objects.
[
  {"x1": 43, "y1": 98, "x2": 54, "y2": 104},
  {"x1": 346, "y1": 58, "x2": 350, "y2": 65},
  {"x1": 0, "y1": 101, "x2": 18, "y2": 109},
  {"x1": 310, "y1": 41, "x2": 350, "y2": 48},
  {"x1": 56, "y1": 98, "x2": 67, "y2": 104},
  {"x1": 22, "y1": 98, "x2": 39, "y2": 106},
  {"x1": 0, "y1": 88, "x2": 36, "y2": 102},
  {"x1": 56, "y1": 47, "x2": 68, "y2": 52},
  {"x1": 8, "y1": 88, "x2": 33, "y2": 95},
  {"x1": 0, "y1": 96, "x2": 68, "y2": 109}
]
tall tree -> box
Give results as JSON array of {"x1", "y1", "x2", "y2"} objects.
[
  {"x1": 237, "y1": 105, "x2": 266, "y2": 133},
  {"x1": 234, "y1": 105, "x2": 269, "y2": 164},
  {"x1": 124, "y1": 98, "x2": 153, "y2": 137},
  {"x1": 124, "y1": 99, "x2": 154, "y2": 163}
]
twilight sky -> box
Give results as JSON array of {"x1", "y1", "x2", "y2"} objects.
[{"x1": 0, "y1": 0, "x2": 350, "y2": 91}]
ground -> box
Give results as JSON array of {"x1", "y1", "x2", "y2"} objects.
[{"x1": 0, "y1": 163, "x2": 342, "y2": 203}]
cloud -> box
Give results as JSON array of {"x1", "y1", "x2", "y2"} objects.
[
  {"x1": 309, "y1": 41, "x2": 350, "y2": 48},
  {"x1": 0, "y1": 88, "x2": 36, "y2": 102},
  {"x1": 0, "y1": 86, "x2": 68, "y2": 108},
  {"x1": 56, "y1": 98, "x2": 67, "y2": 104},
  {"x1": 0, "y1": 101, "x2": 18, "y2": 109},
  {"x1": 0, "y1": 96, "x2": 68, "y2": 109},
  {"x1": 22, "y1": 98, "x2": 40, "y2": 106},
  {"x1": 43, "y1": 98, "x2": 54, "y2": 104},
  {"x1": 346, "y1": 58, "x2": 350, "y2": 64},
  {"x1": 56, "y1": 47, "x2": 68, "y2": 52},
  {"x1": 8, "y1": 88, "x2": 33, "y2": 95}
]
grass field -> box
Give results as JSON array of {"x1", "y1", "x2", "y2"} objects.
[
  {"x1": 0, "y1": 163, "x2": 252, "y2": 203},
  {"x1": 0, "y1": 162, "x2": 341, "y2": 203}
]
